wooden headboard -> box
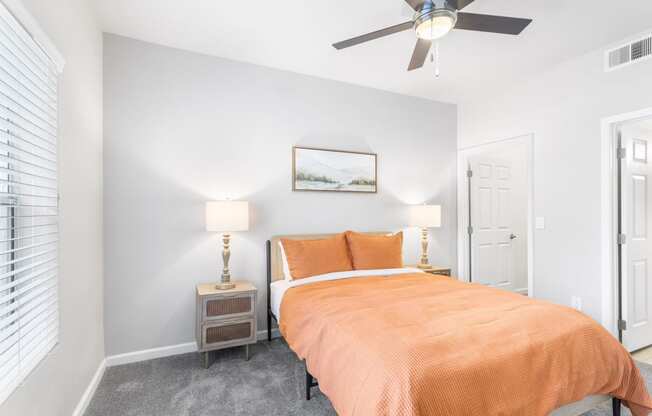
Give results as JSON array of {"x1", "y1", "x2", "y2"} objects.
[{"x1": 267, "y1": 232, "x2": 391, "y2": 283}]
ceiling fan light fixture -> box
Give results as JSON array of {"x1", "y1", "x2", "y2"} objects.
[{"x1": 414, "y1": 9, "x2": 457, "y2": 40}]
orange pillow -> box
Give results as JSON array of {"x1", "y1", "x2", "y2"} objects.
[
  {"x1": 345, "y1": 231, "x2": 403, "y2": 270},
  {"x1": 280, "y1": 234, "x2": 353, "y2": 280}
]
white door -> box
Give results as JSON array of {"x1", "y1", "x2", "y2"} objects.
[
  {"x1": 620, "y1": 125, "x2": 652, "y2": 352},
  {"x1": 469, "y1": 158, "x2": 524, "y2": 293}
]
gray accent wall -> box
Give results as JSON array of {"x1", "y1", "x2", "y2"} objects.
[{"x1": 103, "y1": 34, "x2": 457, "y2": 356}]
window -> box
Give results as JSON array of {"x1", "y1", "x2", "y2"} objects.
[{"x1": 0, "y1": 3, "x2": 59, "y2": 404}]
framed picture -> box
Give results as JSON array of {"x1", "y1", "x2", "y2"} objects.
[{"x1": 292, "y1": 147, "x2": 377, "y2": 193}]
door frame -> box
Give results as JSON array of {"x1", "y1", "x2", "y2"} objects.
[
  {"x1": 601, "y1": 106, "x2": 652, "y2": 341},
  {"x1": 456, "y1": 134, "x2": 535, "y2": 296}
]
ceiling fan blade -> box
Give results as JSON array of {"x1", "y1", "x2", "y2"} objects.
[
  {"x1": 333, "y1": 21, "x2": 414, "y2": 50},
  {"x1": 455, "y1": 12, "x2": 532, "y2": 35},
  {"x1": 404, "y1": 0, "x2": 426, "y2": 11},
  {"x1": 449, "y1": 0, "x2": 476, "y2": 10},
  {"x1": 408, "y1": 38, "x2": 431, "y2": 71}
]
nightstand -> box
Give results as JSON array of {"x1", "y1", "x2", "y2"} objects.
[
  {"x1": 196, "y1": 281, "x2": 257, "y2": 368},
  {"x1": 409, "y1": 265, "x2": 452, "y2": 277}
]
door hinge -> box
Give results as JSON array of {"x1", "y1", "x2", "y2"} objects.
[
  {"x1": 617, "y1": 234, "x2": 627, "y2": 245},
  {"x1": 618, "y1": 319, "x2": 628, "y2": 331},
  {"x1": 467, "y1": 170, "x2": 473, "y2": 178},
  {"x1": 617, "y1": 147, "x2": 626, "y2": 159},
  {"x1": 467, "y1": 226, "x2": 474, "y2": 235}
]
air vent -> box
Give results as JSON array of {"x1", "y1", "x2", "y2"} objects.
[
  {"x1": 606, "y1": 34, "x2": 652, "y2": 71},
  {"x1": 632, "y1": 37, "x2": 652, "y2": 60}
]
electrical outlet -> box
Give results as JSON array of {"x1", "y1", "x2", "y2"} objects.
[{"x1": 571, "y1": 296, "x2": 583, "y2": 311}]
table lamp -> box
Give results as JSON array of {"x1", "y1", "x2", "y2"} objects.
[
  {"x1": 411, "y1": 204, "x2": 442, "y2": 269},
  {"x1": 206, "y1": 201, "x2": 249, "y2": 290}
]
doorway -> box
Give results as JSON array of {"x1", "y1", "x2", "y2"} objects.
[
  {"x1": 457, "y1": 135, "x2": 534, "y2": 296},
  {"x1": 613, "y1": 116, "x2": 652, "y2": 354}
]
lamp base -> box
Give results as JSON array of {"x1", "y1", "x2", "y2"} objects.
[
  {"x1": 216, "y1": 233, "x2": 235, "y2": 290},
  {"x1": 215, "y1": 282, "x2": 236, "y2": 290},
  {"x1": 417, "y1": 263, "x2": 432, "y2": 270}
]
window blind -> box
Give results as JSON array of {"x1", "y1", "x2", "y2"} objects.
[{"x1": 0, "y1": 2, "x2": 58, "y2": 405}]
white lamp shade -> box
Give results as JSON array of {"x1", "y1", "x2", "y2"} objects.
[
  {"x1": 411, "y1": 205, "x2": 442, "y2": 228},
  {"x1": 205, "y1": 201, "x2": 249, "y2": 232}
]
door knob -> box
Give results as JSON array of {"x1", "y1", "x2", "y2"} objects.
[{"x1": 509, "y1": 234, "x2": 517, "y2": 240}]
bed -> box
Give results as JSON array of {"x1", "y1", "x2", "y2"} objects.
[{"x1": 266, "y1": 233, "x2": 652, "y2": 416}]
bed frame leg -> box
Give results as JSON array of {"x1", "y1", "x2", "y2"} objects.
[
  {"x1": 266, "y1": 240, "x2": 272, "y2": 343},
  {"x1": 612, "y1": 398, "x2": 621, "y2": 416},
  {"x1": 305, "y1": 368, "x2": 313, "y2": 400},
  {"x1": 305, "y1": 363, "x2": 318, "y2": 401},
  {"x1": 267, "y1": 310, "x2": 272, "y2": 342}
]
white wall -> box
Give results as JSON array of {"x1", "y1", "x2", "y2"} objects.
[
  {"x1": 459, "y1": 30, "x2": 652, "y2": 324},
  {"x1": 0, "y1": 0, "x2": 104, "y2": 415},
  {"x1": 103, "y1": 34, "x2": 458, "y2": 356}
]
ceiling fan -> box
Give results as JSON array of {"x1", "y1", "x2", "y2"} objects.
[{"x1": 332, "y1": 0, "x2": 532, "y2": 71}]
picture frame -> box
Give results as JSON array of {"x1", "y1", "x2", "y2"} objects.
[{"x1": 292, "y1": 146, "x2": 378, "y2": 194}]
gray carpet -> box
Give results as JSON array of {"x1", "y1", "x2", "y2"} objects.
[{"x1": 85, "y1": 339, "x2": 652, "y2": 416}]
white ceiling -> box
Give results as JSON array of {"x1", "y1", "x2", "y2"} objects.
[{"x1": 93, "y1": 0, "x2": 652, "y2": 104}]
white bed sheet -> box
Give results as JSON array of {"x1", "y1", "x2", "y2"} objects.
[{"x1": 270, "y1": 267, "x2": 423, "y2": 323}]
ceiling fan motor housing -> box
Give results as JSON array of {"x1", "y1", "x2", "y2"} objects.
[{"x1": 414, "y1": 1, "x2": 458, "y2": 40}]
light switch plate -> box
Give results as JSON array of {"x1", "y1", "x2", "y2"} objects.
[{"x1": 535, "y1": 217, "x2": 545, "y2": 230}]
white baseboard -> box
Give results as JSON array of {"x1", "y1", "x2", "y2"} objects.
[
  {"x1": 72, "y1": 358, "x2": 106, "y2": 416},
  {"x1": 106, "y1": 342, "x2": 198, "y2": 367},
  {"x1": 105, "y1": 328, "x2": 281, "y2": 368}
]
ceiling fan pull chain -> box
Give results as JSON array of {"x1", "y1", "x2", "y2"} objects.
[{"x1": 434, "y1": 42, "x2": 441, "y2": 78}]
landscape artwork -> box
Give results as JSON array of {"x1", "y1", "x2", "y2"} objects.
[{"x1": 293, "y1": 147, "x2": 377, "y2": 193}]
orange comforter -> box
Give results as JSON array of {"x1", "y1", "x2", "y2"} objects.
[{"x1": 279, "y1": 273, "x2": 652, "y2": 415}]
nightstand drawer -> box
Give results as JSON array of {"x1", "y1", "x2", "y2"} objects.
[
  {"x1": 203, "y1": 293, "x2": 254, "y2": 321},
  {"x1": 201, "y1": 318, "x2": 256, "y2": 350}
]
